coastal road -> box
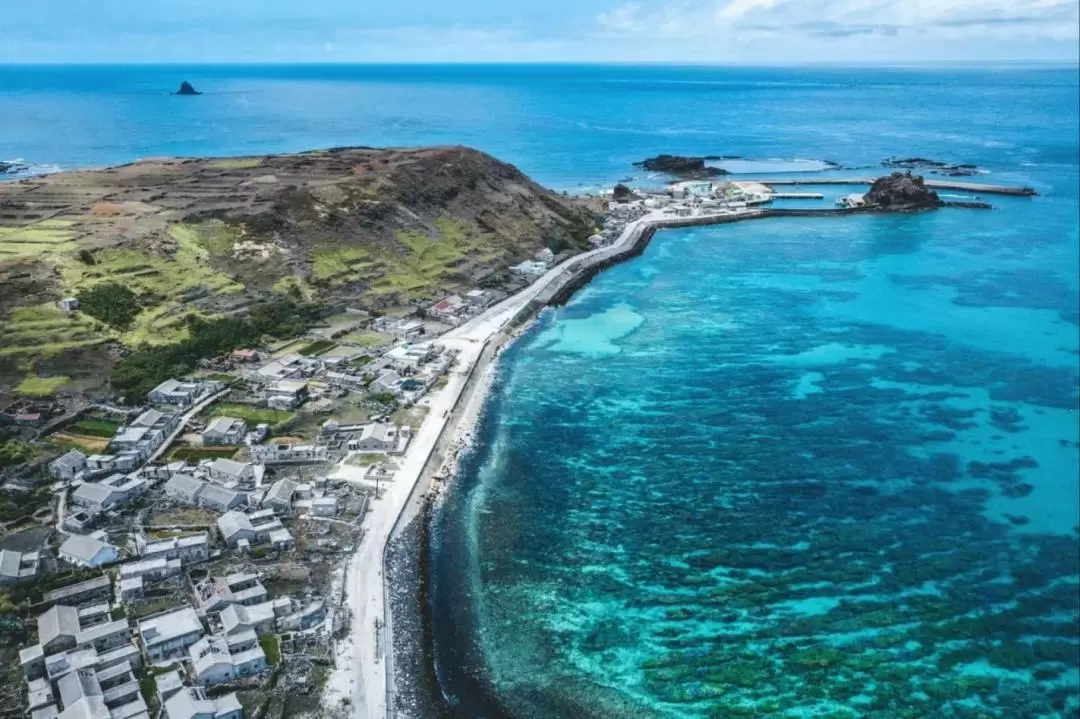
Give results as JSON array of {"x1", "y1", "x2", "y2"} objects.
[
  {"x1": 325, "y1": 212, "x2": 665, "y2": 719},
  {"x1": 326, "y1": 341, "x2": 483, "y2": 719}
]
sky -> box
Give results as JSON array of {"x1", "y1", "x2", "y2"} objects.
[{"x1": 4, "y1": 0, "x2": 1079, "y2": 64}]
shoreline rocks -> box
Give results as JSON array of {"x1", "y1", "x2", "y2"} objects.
[
  {"x1": 634, "y1": 155, "x2": 728, "y2": 179},
  {"x1": 612, "y1": 183, "x2": 641, "y2": 203},
  {"x1": 0, "y1": 160, "x2": 30, "y2": 175},
  {"x1": 883, "y1": 156, "x2": 980, "y2": 177}
]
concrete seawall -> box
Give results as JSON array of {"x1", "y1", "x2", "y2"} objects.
[
  {"x1": 757, "y1": 177, "x2": 1037, "y2": 196},
  {"x1": 547, "y1": 207, "x2": 872, "y2": 307},
  {"x1": 380, "y1": 200, "x2": 954, "y2": 717}
]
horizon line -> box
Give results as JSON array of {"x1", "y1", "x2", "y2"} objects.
[{"x1": 1, "y1": 59, "x2": 1077, "y2": 69}]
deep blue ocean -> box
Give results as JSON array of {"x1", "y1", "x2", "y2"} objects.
[{"x1": 3, "y1": 64, "x2": 1079, "y2": 717}]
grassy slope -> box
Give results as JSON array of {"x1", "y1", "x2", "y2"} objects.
[{"x1": 0, "y1": 146, "x2": 600, "y2": 397}]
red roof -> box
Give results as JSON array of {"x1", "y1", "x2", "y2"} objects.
[
  {"x1": 433, "y1": 301, "x2": 453, "y2": 311},
  {"x1": 14, "y1": 413, "x2": 42, "y2": 422}
]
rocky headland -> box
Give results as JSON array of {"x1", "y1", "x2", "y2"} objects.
[
  {"x1": 612, "y1": 183, "x2": 642, "y2": 203},
  {"x1": 634, "y1": 155, "x2": 728, "y2": 179},
  {"x1": 0, "y1": 146, "x2": 598, "y2": 397}
]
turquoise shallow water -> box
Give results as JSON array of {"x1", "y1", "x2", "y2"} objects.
[
  {"x1": 428, "y1": 70, "x2": 1080, "y2": 716},
  {"x1": 435, "y1": 208, "x2": 1080, "y2": 717},
  {"x1": 2, "y1": 63, "x2": 1077, "y2": 718}
]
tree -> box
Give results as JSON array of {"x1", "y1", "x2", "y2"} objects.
[{"x1": 77, "y1": 282, "x2": 141, "y2": 330}]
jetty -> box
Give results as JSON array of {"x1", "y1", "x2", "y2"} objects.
[
  {"x1": 770, "y1": 192, "x2": 824, "y2": 199},
  {"x1": 756, "y1": 177, "x2": 1037, "y2": 197}
]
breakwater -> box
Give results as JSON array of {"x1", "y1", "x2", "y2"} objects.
[
  {"x1": 758, "y1": 177, "x2": 1037, "y2": 196},
  {"x1": 394, "y1": 201, "x2": 1013, "y2": 718},
  {"x1": 547, "y1": 207, "x2": 872, "y2": 306}
]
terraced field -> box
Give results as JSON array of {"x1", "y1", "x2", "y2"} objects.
[
  {"x1": 0, "y1": 219, "x2": 81, "y2": 260},
  {"x1": 60, "y1": 224, "x2": 245, "y2": 345},
  {"x1": 15, "y1": 375, "x2": 71, "y2": 396},
  {"x1": 0, "y1": 146, "x2": 598, "y2": 398},
  {"x1": 0, "y1": 303, "x2": 107, "y2": 359}
]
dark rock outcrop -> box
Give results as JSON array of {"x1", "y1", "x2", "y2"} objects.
[
  {"x1": 0, "y1": 160, "x2": 29, "y2": 175},
  {"x1": 883, "y1": 157, "x2": 980, "y2": 177},
  {"x1": 863, "y1": 172, "x2": 941, "y2": 211},
  {"x1": 612, "y1": 183, "x2": 640, "y2": 202},
  {"x1": 634, "y1": 155, "x2": 728, "y2": 179},
  {"x1": 943, "y1": 201, "x2": 993, "y2": 210},
  {"x1": 174, "y1": 81, "x2": 201, "y2": 96}
]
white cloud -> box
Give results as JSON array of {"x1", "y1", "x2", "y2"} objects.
[
  {"x1": 595, "y1": 0, "x2": 1080, "y2": 43},
  {"x1": 596, "y1": 2, "x2": 646, "y2": 33}
]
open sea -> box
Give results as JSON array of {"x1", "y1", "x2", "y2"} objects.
[{"x1": 3, "y1": 64, "x2": 1079, "y2": 717}]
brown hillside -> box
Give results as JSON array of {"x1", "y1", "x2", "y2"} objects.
[{"x1": 0, "y1": 146, "x2": 600, "y2": 393}]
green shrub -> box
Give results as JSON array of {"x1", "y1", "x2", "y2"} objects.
[
  {"x1": 110, "y1": 299, "x2": 321, "y2": 403},
  {"x1": 298, "y1": 340, "x2": 336, "y2": 356},
  {"x1": 259, "y1": 634, "x2": 281, "y2": 666},
  {"x1": 368, "y1": 392, "x2": 397, "y2": 407},
  {"x1": 0, "y1": 439, "x2": 34, "y2": 468},
  {"x1": 77, "y1": 282, "x2": 141, "y2": 330}
]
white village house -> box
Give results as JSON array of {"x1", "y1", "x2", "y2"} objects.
[
  {"x1": 148, "y1": 379, "x2": 205, "y2": 407},
  {"x1": 138, "y1": 606, "x2": 204, "y2": 662},
  {"x1": 48, "y1": 451, "x2": 87, "y2": 481},
  {"x1": 58, "y1": 535, "x2": 118, "y2": 569},
  {"x1": 201, "y1": 417, "x2": 247, "y2": 446}
]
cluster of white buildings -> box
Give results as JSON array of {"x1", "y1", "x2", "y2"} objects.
[
  {"x1": 63, "y1": 473, "x2": 151, "y2": 532},
  {"x1": 322, "y1": 340, "x2": 451, "y2": 403},
  {"x1": 49, "y1": 380, "x2": 224, "y2": 480},
  {"x1": 372, "y1": 318, "x2": 424, "y2": 342},
  {"x1": 138, "y1": 605, "x2": 267, "y2": 711},
  {"x1": 48, "y1": 409, "x2": 181, "y2": 477},
  {"x1": 19, "y1": 580, "x2": 148, "y2": 719},
  {"x1": 248, "y1": 443, "x2": 327, "y2": 465},
  {"x1": 159, "y1": 452, "x2": 338, "y2": 526},
  {"x1": 147, "y1": 380, "x2": 223, "y2": 408},
  {"x1": 589, "y1": 202, "x2": 650, "y2": 247},
  {"x1": 426, "y1": 288, "x2": 495, "y2": 325},
  {"x1": 508, "y1": 247, "x2": 557, "y2": 279},
  {"x1": 15, "y1": 559, "x2": 327, "y2": 719},
  {"x1": 163, "y1": 470, "x2": 251, "y2": 515},
  {"x1": 162, "y1": 457, "x2": 265, "y2": 506},
  {"x1": 216, "y1": 509, "x2": 294, "y2": 552}
]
